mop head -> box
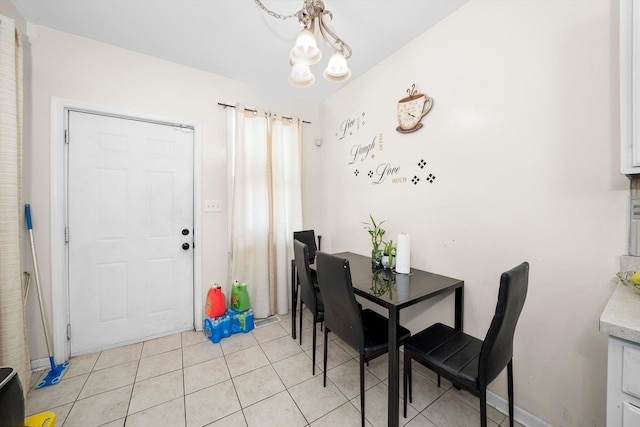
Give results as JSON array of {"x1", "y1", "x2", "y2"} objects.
[{"x1": 36, "y1": 357, "x2": 70, "y2": 389}]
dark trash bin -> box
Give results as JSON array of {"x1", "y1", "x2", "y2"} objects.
[{"x1": 0, "y1": 367, "x2": 25, "y2": 427}]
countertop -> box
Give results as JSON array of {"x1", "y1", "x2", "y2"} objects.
[{"x1": 600, "y1": 282, "x2": 640, "y2": 343}]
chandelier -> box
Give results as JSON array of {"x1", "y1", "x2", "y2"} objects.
[{"x1": 255, "y1": 0, "x2": 352, "y2": 88}]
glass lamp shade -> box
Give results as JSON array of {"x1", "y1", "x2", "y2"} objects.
[
  {"x1": 288, "y1": 62, "x2": 315, "y2": 87},
  {"x1": 291, "y1": 29, "x2": 321, "y2": 64},
  {"x1": 323, "y1": 52, "x2": 351, "y2": 82}
]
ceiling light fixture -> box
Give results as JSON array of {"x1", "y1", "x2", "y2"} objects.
[{"x1": 255, "y1": 0, "x2": 352, "y2": 88}]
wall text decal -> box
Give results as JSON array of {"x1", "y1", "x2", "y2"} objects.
[{"x1": 335, "y1": 111, "x2": 366, "y2": 141}]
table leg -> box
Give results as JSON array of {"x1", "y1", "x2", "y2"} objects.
[
  {"x1": 455, "y1": 284, "x2": 464, "y2": 331},
  {"x1": 388, "y1": 307, "x2": 400, "y2": 427},
  {"x1": 291, "y1": 259, "x2": 297, "y2": 340}
]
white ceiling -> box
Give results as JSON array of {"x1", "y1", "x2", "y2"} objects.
[{"x1": 9, "y1": 0, "x2": 467, "y2": 103}]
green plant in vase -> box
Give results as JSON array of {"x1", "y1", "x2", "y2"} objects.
[
  {"x1": 382, "y1": 239, "x2": 397, "y2": 270},
  {"x1": 370, "y1": 268, "x2": 396, "y2": 298},
  {"x1": 363, "y1": 214, "x2": 386, "y2": 266}
]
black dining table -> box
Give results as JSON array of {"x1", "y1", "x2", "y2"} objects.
[{"x1": 298, "y1": 252, "x2": 464, "y2": 427}]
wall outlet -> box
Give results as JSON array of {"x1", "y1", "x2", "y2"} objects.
[{"x1": 204, "y1": 200, "x2": 222, "y2": 213}]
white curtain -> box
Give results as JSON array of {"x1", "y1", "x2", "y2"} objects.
[
  {"x1": 0, "y1": 14, "x2": 30, "y2": 394},
  {"x1": 228, "y1": 105, "x2": 303, "y2": 318}
]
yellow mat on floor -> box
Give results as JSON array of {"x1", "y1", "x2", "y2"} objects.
[{"x1": 25, "y1": 411, "x2": 55, "y2": 427}]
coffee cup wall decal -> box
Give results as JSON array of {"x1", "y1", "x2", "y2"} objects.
[{"x1": 396, "y1": 84, "x2": 433, "y2": 133}]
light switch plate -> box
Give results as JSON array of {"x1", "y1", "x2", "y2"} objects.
[{"x1": 204, "y1": 200, "x2": 222, "y2": 213}]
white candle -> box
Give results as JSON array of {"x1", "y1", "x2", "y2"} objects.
[{"x1": 396, "y1": 233, "x2": 411, "y2": 274}]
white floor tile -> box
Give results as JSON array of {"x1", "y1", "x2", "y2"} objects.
[
  {"x1": 64, "y1": 385, "x2": 132, "y2": 427},
  {"x1": 220, "y1": 331, "x2": 259, "y2": 355},
  {"x1": 141, "y1": 333, "x2": 182, "y2": 358},
  {"x1": 403, "y1": 370, "x2": 448, "y2": 413},
  {"x1": 251, "y1": 323, "x2": 288, "y2": 344},
  {"x1": 260, "y1": 334, "x2": 304, "y2": 363},
  {"x1": 79, "y1": 360, "x2": 138, "y2": 399},
  {"x1": 182, "y1": 329, "x2": 210, "y2": 348},
  {"x1": 232, "y1": 365, "x2": 285, "y2": 408},
  {"x1": 65, "y1": 352, "x2": 100, "y2": 379},
  {"x1": 288, "y1": 375, "x2": 348, "y2": 423},
  {"x1": 271, "y1": 352, "x2": 319, "y2": 388},
  {"x1": 224, "y1": 346, "x2": 270, "y2": 378},
  {"x1": 183, "y1": 357, "x2": 231, "y2": 395},
  {"x1": 94, "y1": 343, "x2": 143, "y2": 371},
  {"x1": 128, "y1": 370, "x2": 184, "y2": 415},
  {"x1": 124, "y1": 396, "x2": 185, "y2": 427},
  {"x1": 136, "y1": 348, "x2": 182, "y2": 381},
  {"x1": 182, "y1": 341, "x2": 224, "y2": 368},
  {"x1": 206, "y1": 410, "x2": 247, "y2": 427},
  {"x1": 185, "y1": 379, "x2": 240, "y2": 427},
  {"x1": 349, "y1": 381, "x2": 418, "y2": 427},
  {"x1": 422, "y1": 390, "x2": 500, "y2": 427},
  {"x1": 242, "y1": 391, "x2": 307, "y2": 427},
  {"x1": 310, "y1": 402, "x2": 373, "y2": 427},
  {"x1": 326, "y1": 358, "x2": 380, "y2": 400},
  {"x1": 308, "y1": 339, "x2": 353, "y2": 371}
]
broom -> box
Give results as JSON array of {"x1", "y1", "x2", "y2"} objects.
[{"x1": 25, "y1": 204, "x2": 70, "y2": 388}]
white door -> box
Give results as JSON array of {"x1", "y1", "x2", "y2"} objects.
[{"x1": 68, "y1": 111, "x2": 194, "y2": 355}]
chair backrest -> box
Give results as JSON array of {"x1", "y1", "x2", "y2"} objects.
[
  {"x1": 294, "y1": 230, "x2": 317, "y2": 264},
  {"x1": 316, "y1": 251, "x2": 364, "y2": 353},
  {"x1": 294, "y1": 239, "x2": 319, "y2": 314},
  {"x1": 479, "y1": 262, "x2": 529, "y2": 387}
]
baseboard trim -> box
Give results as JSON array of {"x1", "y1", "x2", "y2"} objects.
[
  {"x1": 487, "y1": 390, "x2": 551, "y2": 427},
  {"x1": 30, "y1": 357, "x2": 50, "y2": 372}
]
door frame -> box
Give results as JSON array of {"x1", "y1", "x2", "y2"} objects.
[{"x1": 50, "y1": 97, "x2": 203, "y2": 361}]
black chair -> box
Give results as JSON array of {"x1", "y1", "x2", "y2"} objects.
[
  {"x1": 293, "y1": 230, "x2": 319, "y2": 266},
  {"x1": 291, "y1": 230, "x2": 321, "y2": 339},
  {"x1": 294, "y1": 239, "x2": 324, "y2": 375},
  {"x1": 403, "y1": 262, "x2": 529, "y2": 427},
  {"x1": 316, "y1": 251, "x2": 411, "y2": 427}
]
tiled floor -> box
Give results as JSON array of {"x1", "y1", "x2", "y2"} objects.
[{"x1": 26, "y1": 311, "x2": 523, "y2": 427}]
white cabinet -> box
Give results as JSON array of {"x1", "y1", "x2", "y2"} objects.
[
  {"x1": 621, "y1": 0, "x2": 640, "y2": 174},
  {"x1": 607, "y1": 336, "x2": 640, "y2": 426}
]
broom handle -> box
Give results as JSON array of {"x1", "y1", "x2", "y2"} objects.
[{"x1": 25, "y1": 204, "x2": 54, "y2": 358}]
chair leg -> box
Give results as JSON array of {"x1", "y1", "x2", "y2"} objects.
[
  {"x1": 408, "y1": 357, "x2": 413, "y2": 403},
  {"x1": 403, "y1": 351, "x2": 408, "y2": 418},
  {"x1": 299, "y1": 302, "x2": 303, "y2": 345},
  {"x1": 437, "y1": 374, "x2": 441, "y2": 388},
  {"x1": 508, "y1": 360, "x2": 514, "y2": 427},
  {"x1": 360, "y1": 356, "x2": 365, "y2": 427},
  {"x1": 323, "y1": 328, "x2": 328, "y2": 387},
  {"x1": 480, "y1": 386, "x2": 487, "y2": 427},
  {"x1": 312, "y1": 317, "x2": 317, "y2": 376}
]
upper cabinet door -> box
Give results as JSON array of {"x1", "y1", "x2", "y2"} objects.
[{"x1": 621, "y1": 0, "x2": 640, "y2": 174}]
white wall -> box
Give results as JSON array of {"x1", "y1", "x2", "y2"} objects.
[
  {"x1": 318, "y1": 0, "x2": 626, "y2": 425},
  {"x1": 24, "y1": 24, "x2": 320, "y2": 360}
]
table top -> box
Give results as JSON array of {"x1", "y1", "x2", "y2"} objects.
[
  {"x1": 333, "y1": 252, "x2": 464, "y2": 310},
  {"x1": 600, "y1": 282, "x2": 640, "y2": 343}
]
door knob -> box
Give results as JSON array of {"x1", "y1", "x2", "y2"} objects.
[
  {"x1": 182, "y1": 243, "x2": 190, "y2": 250},
  {"x1": 182, "y1": 229, "x2": 189, "y2": 236}
]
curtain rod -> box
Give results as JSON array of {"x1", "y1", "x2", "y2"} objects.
[{"x1": 217, "y1": 103, "x2": 311, "y2": 124}]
